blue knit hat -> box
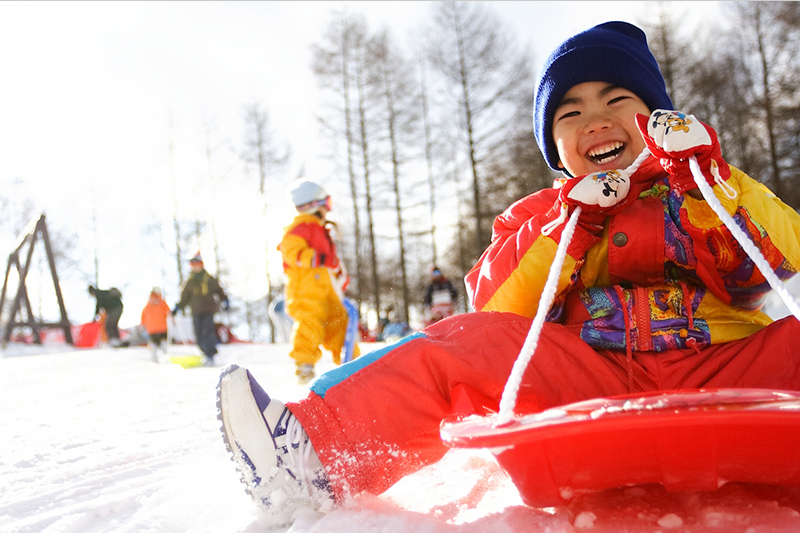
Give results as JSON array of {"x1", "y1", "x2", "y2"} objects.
[{"x1": 533, "y1": 21, "x2": 674, "y2": 171}]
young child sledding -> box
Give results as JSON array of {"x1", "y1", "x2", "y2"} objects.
[
  {"x1": 279, "y1": 179, "x2": 359, "y2": 384},
  {"x1": 216, "y1": 21, "x2": 800, "y2": 524}
]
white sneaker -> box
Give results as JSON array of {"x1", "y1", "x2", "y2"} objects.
[{"x1": 216, "y1": 365, "x2": 334, "y2": 523}]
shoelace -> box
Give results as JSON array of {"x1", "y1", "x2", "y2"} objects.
[{"x1": 285, "y1": 414, "x2": 317, "y2": 497}]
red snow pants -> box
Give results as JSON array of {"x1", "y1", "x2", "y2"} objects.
[{"x1": 287, "y1": 311, "x2": 800, "y2": 500}]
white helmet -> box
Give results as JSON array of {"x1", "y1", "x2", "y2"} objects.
[{"x1": 290, "y1": 179, "x2": 330, "y2": 213}]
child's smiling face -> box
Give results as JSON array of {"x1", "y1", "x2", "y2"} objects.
[{"x1": 552, "y1": 81, "x2": 651, "y2": 177}]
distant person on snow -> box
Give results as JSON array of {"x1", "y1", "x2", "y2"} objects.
[
  {"x1": 277, "y1": 178, "x2": 359, "y2": 384},
  {"x1": 217, "y1": 21, "x2": 800, "y2": 522},
  {"x1": 88, "y1": 285, "x2": 124, "y2": 347},
  {"x1": 172, "y1": 253, "x2": 228, "y2": 366},
  {"x1": 423, "y1": 266, "x2": 458, "y2": 324},
  {"x1": 141, "y1": 286, "x2": 171, "y2": 362}
]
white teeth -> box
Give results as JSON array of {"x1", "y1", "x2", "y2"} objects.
[{"x1": 587, "y1": 142, "x2": 623, "y2": 158}]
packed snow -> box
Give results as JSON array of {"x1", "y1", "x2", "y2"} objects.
[{"x1": 3, "y1": 337, "x2": 800, "y2": 533}]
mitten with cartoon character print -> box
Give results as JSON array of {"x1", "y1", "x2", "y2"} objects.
[
  {"x1": 559, "y1": 168, "x2": 633, "y2": 214},
  {"x1": 635, "y1": 109, "x2": 731, "y2": 195},
  {"x1": 553, "y1": 168, "x2": 633, "y2": 234}
]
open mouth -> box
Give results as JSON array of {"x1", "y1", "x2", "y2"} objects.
[{"x1": 587, "y1": 142, "x2": 624, "y2": 165}]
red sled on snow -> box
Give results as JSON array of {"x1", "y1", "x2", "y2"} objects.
[
  {"x1": 441, "y1": 388, "x2": 800, "y2": 508},
  {"x1": 73, "y1": 321, "x2": 102, "y2": 348}
]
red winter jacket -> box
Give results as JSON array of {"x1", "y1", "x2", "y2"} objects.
[{"x1": 465, "y1": 157, "x2": 800, "y2": 352}]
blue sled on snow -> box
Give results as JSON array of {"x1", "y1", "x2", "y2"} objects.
[
  {"x1": 268, "y1": 298, "x2": 294, "y2": 343},
  {"x1": 342, "y1": 298, "x2": 359, "y2": 363}
]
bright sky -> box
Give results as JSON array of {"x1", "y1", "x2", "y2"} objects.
[{"x1": 0, "y1": 1, "x2": 723, "y2": 334}]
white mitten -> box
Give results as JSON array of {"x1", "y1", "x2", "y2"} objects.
[
  {"x1": 636, "y1": 110, "x2": 731, "y2": 195},
  {"x1": 560, "y1": 168, "x2": 632, "y2": 211},
  {"x1": 641, "y1": 110, "x2": 712, "y2": 153}
]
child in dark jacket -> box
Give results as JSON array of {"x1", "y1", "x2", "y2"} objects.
[
  {"x1": 88, "y1": 285, "x2": 124, "y2": 346},
  {"x1": 216, "y1": 21, "x2": 800, "y2": 524},
  {"x1": 173, "y1": 253, "x2": 227, "y2": 365},
  {"x1": 423, "y1": 266, "x2": 458, "y2": 324}
]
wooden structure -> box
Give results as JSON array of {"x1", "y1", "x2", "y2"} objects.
[{"x1": 0, "y1": 214, "x2": 73, "y2": 345}]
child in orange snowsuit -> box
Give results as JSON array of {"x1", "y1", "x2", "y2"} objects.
[
  {"x1": 141, "y1": 287, "x2": 171, "y2": 361},
  {"x1": 279, "y1": 179, "x2": 358, "y2": 384}
]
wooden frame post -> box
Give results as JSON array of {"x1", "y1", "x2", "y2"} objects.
[{"x1": 0, "y1": 214, "x2": 73, "y2": 345}]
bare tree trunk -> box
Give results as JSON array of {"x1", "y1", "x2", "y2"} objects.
[
  {"x1": 389, "y1": 148, "x2": 410, "y2": 323},
  {"x1": 371, "y1": 30, "x2": 420, "y2": 324},
  {"x1": 453, "y1": 151, "x2": 469, "y2": 289},
  {"x1": 203, "y1": 124, "x2": 225, "y2": 278},
  {"x1": 355, "y1": 50, "x2": 381, "y2": 318},
  {"x1": 91, "y1": 184, "x2": 100, "y2": 287},
  {"x1": 427, "y1": 1, "x2": 532, "y2": 260},
  {"x1": 453, "y1": 12, "x2": 486, "y2": 252},
  {"x1": 261, "y1": 197, "x2": 274, "y2": 343},
  {"x1": 241, "y1": 102, "x2": 289, "y2": 343},
  {"x1": 752, "y1": 3, "x2": 783, "y2": 198},
  {"x1": 382, "y1": 79, "x2": 410, "y2": 324},
  {"x1": 419, "y1": 53, "x2": 438, "y2": 266},
  {"x1": 312, "y1": 11, "x2": 369, "y2": 316},
  {"x1": 168, "y1": 117, "x2": 184, "y2": 287},
  {"x1": 340, "y1": 19, "x2": 365, "y2": 315}
]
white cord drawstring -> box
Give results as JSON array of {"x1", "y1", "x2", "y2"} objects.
[
  {"x1": 709, "y1": 159, "x2": 738, "y2": 199},
  {"x1": 541, "y1": 203, "x2": 568, "y2": 236},
  {"x1": 627, "y1": 147, "x2": 653, "y2": 174}
]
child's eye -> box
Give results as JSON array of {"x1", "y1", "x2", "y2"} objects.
[
  {"x1": 556, "y1": 110, "x2": 580, "y2": 121},
  {"x1": 608, "y1": 96, "x2": 631, "y2": 105}
]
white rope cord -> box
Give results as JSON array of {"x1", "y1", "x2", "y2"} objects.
[
  {"x1": 494, "y1": 148, "x2": 800, "y2": 426},
  {"x1": 688, "y1": 156, "x2": 800, "y2": 321},
  {"x1": 495, "y1": 204, "x2": 581, "y2": 426},
  {"x1": 495, "y1": 149, "x2": 651, "y2": 426}
]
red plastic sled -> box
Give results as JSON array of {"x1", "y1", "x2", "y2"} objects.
[
  {"x1": 73, "y1": 321, "x2": 101, "y2": 348},
  {"x1": 441, "y1": 388, "x2": 800, "y2": 508}
]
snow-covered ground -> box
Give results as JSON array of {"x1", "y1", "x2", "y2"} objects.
[{"x1": 3, "y1": 339, "x2": 800, "y2": 533}]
